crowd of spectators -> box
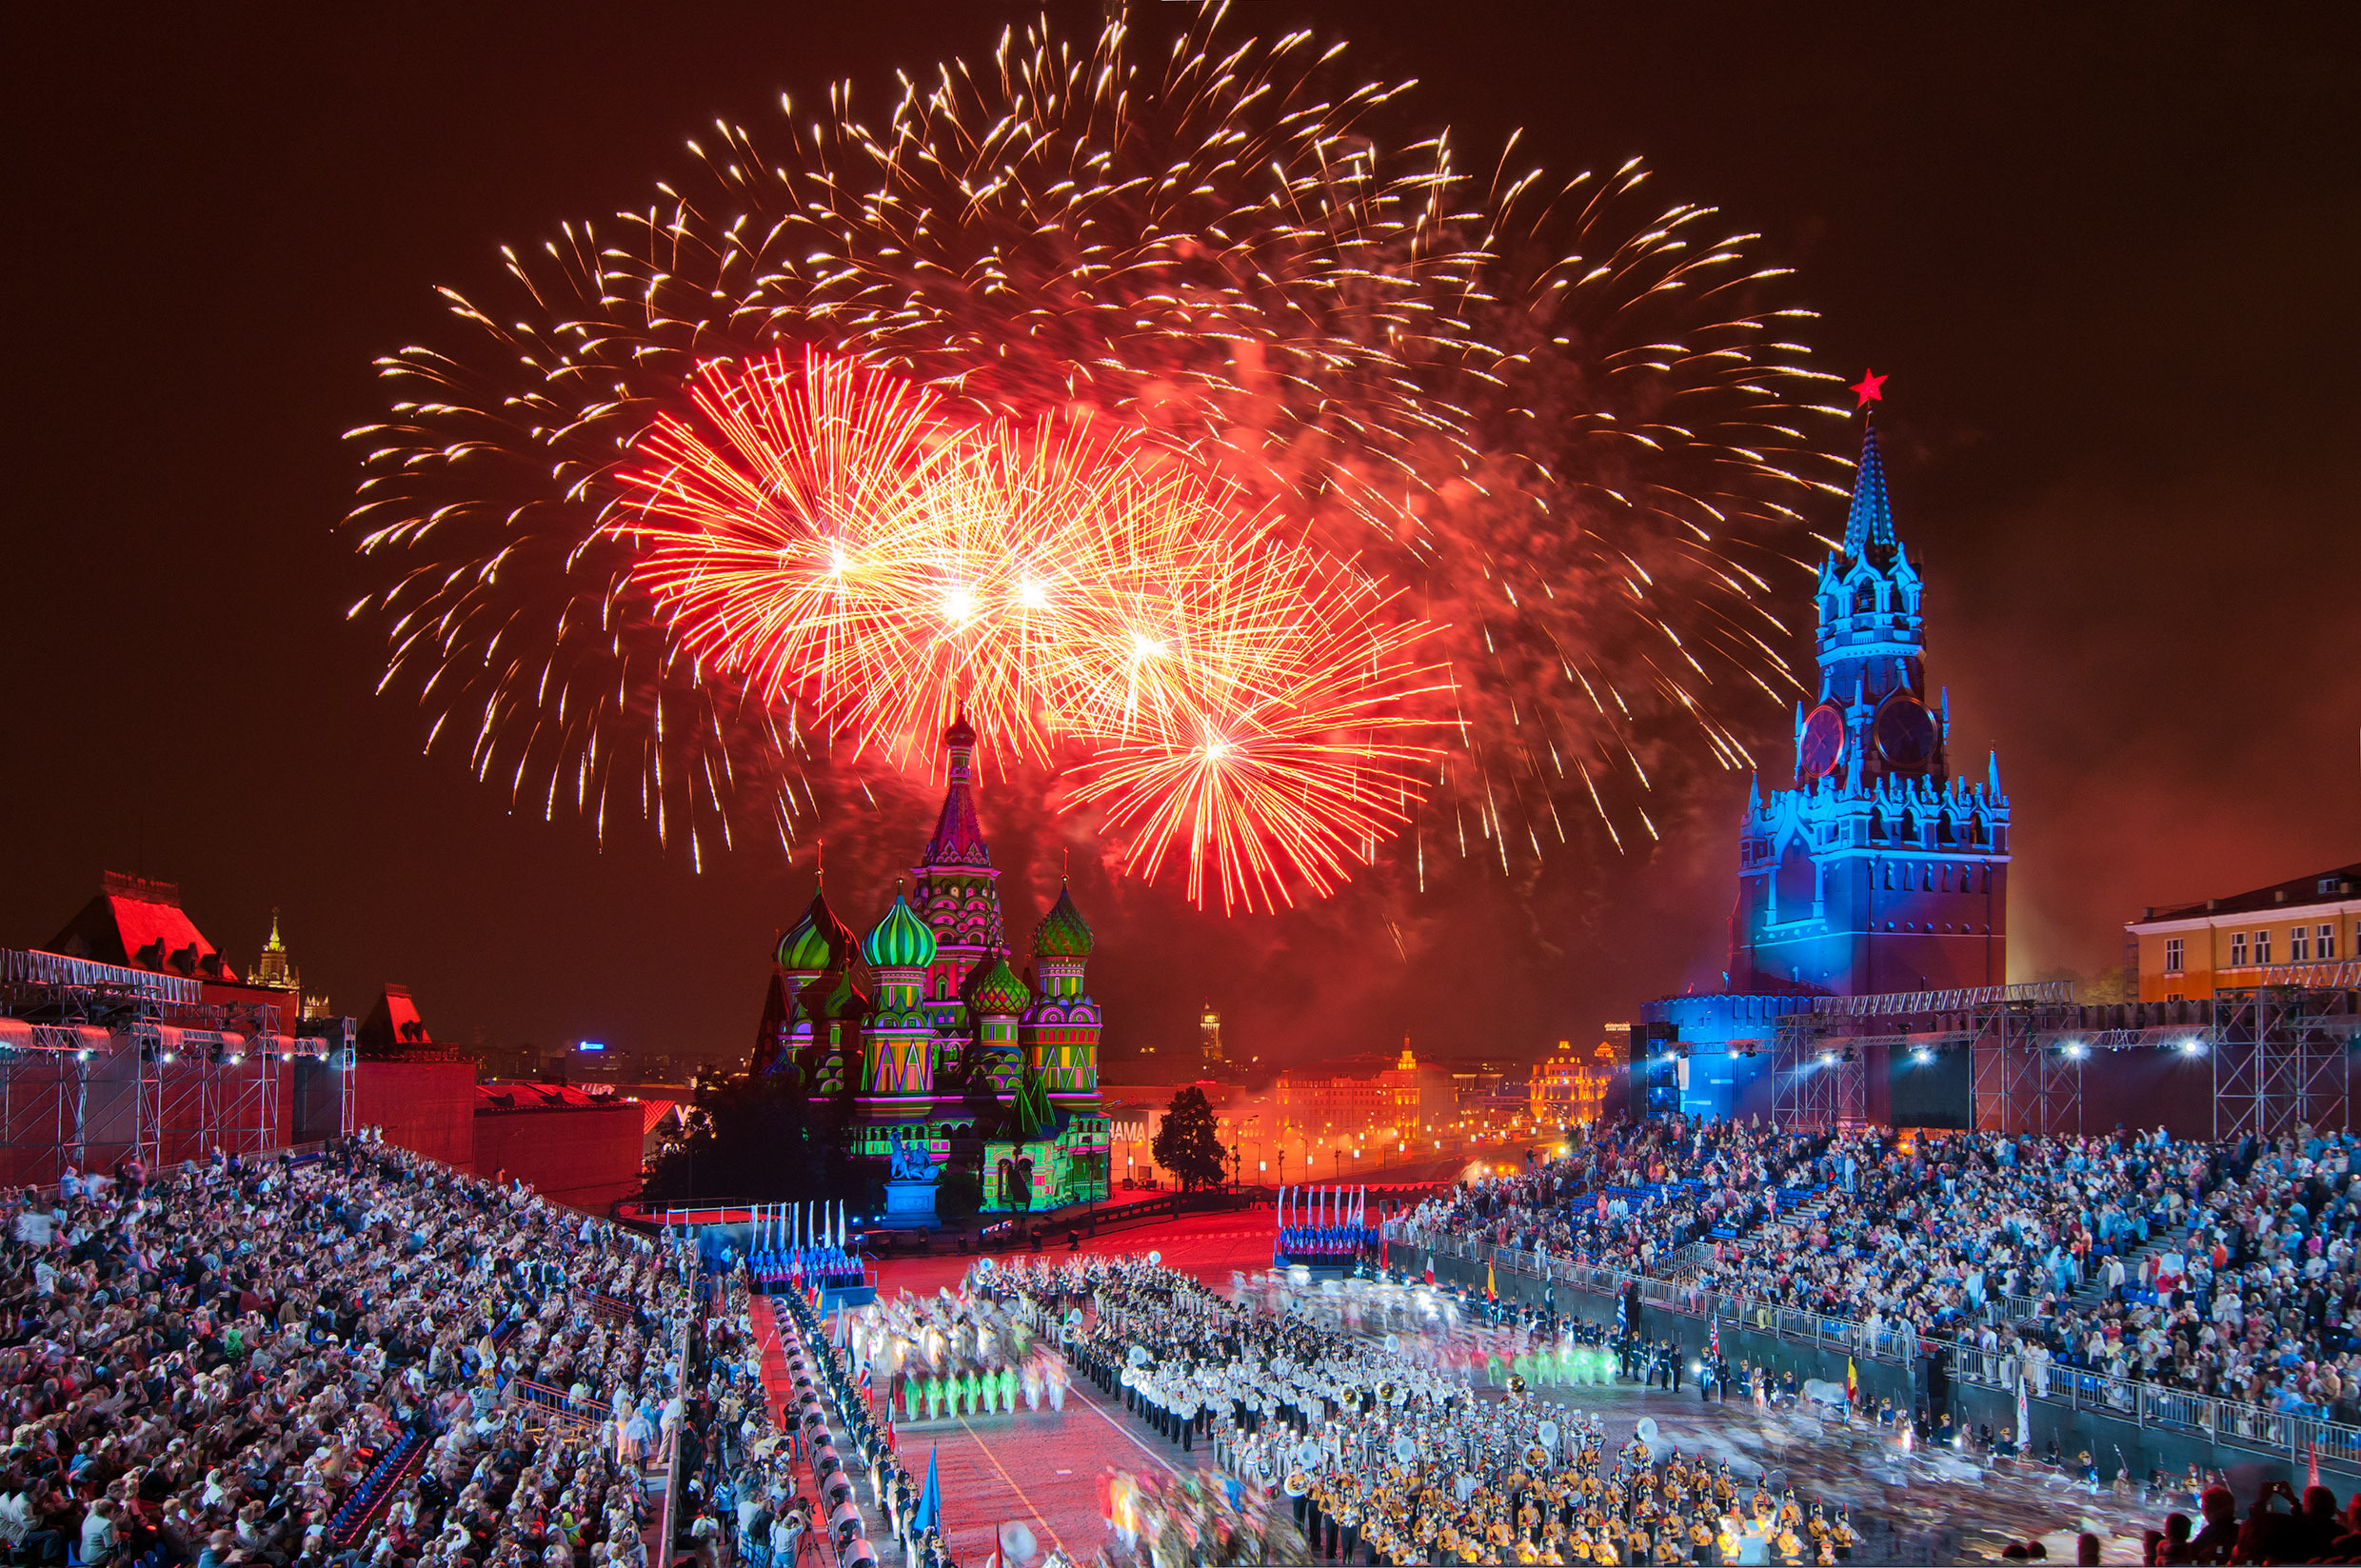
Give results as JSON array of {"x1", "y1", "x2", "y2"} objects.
[
  {"x1": 1398, "y1": 1118, "x2": 2361, "y2": 1424},
  {"x1": 0, "y1": 1142, "x2": 689, "y2": 1568}
]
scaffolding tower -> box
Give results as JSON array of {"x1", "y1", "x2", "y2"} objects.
[
  {"x1": 1768, "y1": 967, "x2": 2361, "y2": 1140},
  {"x1": 0, "y1": 946, "x2": 348, "y2": 1184}
]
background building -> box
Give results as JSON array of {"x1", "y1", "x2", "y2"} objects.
[
  {"x1": 2127, "y1": 863, "x2": 2359, "y2": 1001},
  {"x1": 1528, "y1": 1041, "x2": 1613, "y2": 1129},
  {"x1": 4, "y1": 873, "x2": 647, "y2": 1209}
]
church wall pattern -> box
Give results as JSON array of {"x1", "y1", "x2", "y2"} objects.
[{"x1": 751, "y1": 717, "x2": 1110, "y2": 1216}]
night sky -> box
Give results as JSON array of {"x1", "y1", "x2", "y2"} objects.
[{"x1": 9, "y1": 4, "x2": 2355, "y2": 1068}]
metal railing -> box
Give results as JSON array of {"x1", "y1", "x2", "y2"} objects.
[
  {"x1": 654, "y1": 1250, "x2": 700, "y2": 1565},
  {"x1": 1386, "y1": 1223, "x2": 2361, "y2": 1471}
]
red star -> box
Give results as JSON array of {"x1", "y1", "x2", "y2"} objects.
[{"x1": 1851, "y1": 367, "x2": 1888, "y2": 407}]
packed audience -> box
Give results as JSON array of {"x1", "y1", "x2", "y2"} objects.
[
  {"x1": 1397, "y1": 1119, "x2": 2361, "y2": 1424},
  {"x1": 0, "y1": 1142, "x2": 689, "y2": 1568}
]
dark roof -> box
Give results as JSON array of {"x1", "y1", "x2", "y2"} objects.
[
  {"x1": 49, "y1": 872, "x2": 231, "y2": 981},
  {"x1": 357, "y1": 983, "x2": 436, "y2": 1053},
  {"x1": 2143, "y1": 861, "x2": 2361, "y2": 923}
]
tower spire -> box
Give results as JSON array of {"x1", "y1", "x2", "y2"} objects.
[
  {"x1": 1842, "y1": 418, "x2": 1897, "y2": 562},
  {"x1": 921, "y1": 713, "x2": 991, "y2": 869}
]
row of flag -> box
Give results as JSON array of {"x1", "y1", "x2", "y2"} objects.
[{"x1": 748, "y1": 1201, "x2": 849, "y2": 1253}]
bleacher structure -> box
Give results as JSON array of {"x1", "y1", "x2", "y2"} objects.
[
  {"x1": 1771, "y1": 964, "x2": 2361, "y2": 1138},
  {"x1": 0, "y1": 945, "x2": 354, "y2": 1183}
]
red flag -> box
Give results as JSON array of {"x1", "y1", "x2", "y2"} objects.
[{"x1": 2309, "y1": 1437, "x2": 2321, "y2": 1489}]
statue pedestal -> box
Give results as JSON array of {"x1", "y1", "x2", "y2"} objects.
[{"x1": 883, "y1": 1178, "x2": 941, "y2": 1227}]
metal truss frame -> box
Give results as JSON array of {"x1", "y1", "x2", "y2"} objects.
[
  {"x1": 2212, "y1": 966, "x2": 2359, "y2": 1142},
  {"x1": 0, "y1": 946, "x2": 353, "y2": 1183},
  {"x1": 1767, "y1": 975, "x2": 2361, "y2": 1140},
  {"x1": 1770, "y1": 1034, "x2": 1867, "y2": 1131}
]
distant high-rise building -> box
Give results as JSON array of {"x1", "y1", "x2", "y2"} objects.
[
  {"x1": 1200, "y1": 1003, "x2": 1223, "y2": 1068},
  {"x1": 246, "y1": 907, "x2": 332, "y2": 1019}
]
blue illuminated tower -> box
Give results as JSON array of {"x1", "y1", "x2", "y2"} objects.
[
  {"x1": 1641, "y1": 401, "x2": 2014, "y2": 1121},
  {"x1": 1729, "y1": 417, "x2": 2011, "y2": 995}
]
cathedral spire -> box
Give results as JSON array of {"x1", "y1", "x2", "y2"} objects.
[
  {"x1": 1842, "y1": 418, "x2": 1897, "y2": 563},
  {"x1": 920, "y1": 714, "x2": 992, "y2": 869}
]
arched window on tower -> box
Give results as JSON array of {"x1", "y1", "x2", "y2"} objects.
[{"x1": 1853, "y1": 582, "x2": 1878, "y2": 614}]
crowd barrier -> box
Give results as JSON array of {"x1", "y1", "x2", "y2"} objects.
[
  {"x1": 1384, "y1": 1222, "x2": 2361, "y2": 1475},
  {"x1": 654, "y1": 1247, "x2": 701, "y2": 1561}
]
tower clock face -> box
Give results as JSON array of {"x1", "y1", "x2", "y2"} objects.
[
  {"x1": 1875, "y1": 695, "x2": 1939, "y2": 771},
  {"x1": 1797, "y1": 703, "x2": 1847, "y2": 780}
]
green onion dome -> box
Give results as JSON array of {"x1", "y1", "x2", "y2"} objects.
[
  {"x1": 863, "y1": 891, "x2": 938, "y2": 971},
  {"x1": 965, "y1": 951, "x2": 1032, "y2": 1017},
  {"x1": 1032, "y1": 883, "x2": 1094, "y2": 959},
  {"x1": 777, "y1": 889, "x2": 855, "y2": 973}
]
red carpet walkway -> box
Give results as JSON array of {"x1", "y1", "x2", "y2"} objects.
[{"x1": 747, "y1": 1292, "x2": 795, "y2": 1427}]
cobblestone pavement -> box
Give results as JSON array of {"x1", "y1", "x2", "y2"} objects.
[
  {"x1": 862, "y1": 1218, "x2": 2186, "y2": 1564},
  {"x1": 1517, "y1": 1379, "x2": 2170, "y2": 1563},
  {"x1": 874, "y1": 1342, "x2": 1190, "y2": 1564}
]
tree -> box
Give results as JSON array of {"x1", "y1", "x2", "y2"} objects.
[{"x1": 1153, "y1": 1085, "x2": 1228, "y2": 1194}]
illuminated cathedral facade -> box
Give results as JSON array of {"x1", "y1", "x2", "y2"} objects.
[
  {"x1": 1642, "y1": 410, "x2": 2014, "y2": 1119},
  {"x1": 750, "y1": 718, "x2": 1111, "y2": 1215}
]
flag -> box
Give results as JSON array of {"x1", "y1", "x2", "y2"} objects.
[
  {"x1": 884, "y1": 1408, "x2": 896, "y2": 1458},
  {"x1": 860, "y1": 1363, "x2": 873, "y2": 1401},
  {"x1": 1485, "y1": 1260, "x2": 1497, "y2": 1301},
  {"x1": 1615, "y1": 1288, "x2": 1628, "y2": 1338},
  {"x1": 913, "y1": 1444, "x2": 942, "y2": 1536},
  {"x1": 1709, "y1": 1313, "x2": 1721, "y2": 1365},
  {"x1": 2310, "y1": 1437, "x2": 2322, "y2": 1489},
  {"x1": 1845, "y1": 1357, "x2": 1857, "y2": 1405},
  {"x1": 2014, "y1": 1364, "x2": 2032, "y2": 1452}
]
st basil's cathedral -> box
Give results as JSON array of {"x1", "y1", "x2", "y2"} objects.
[{"x1": 749, "y1": 717, "x2": 1111, "y2": 1216}]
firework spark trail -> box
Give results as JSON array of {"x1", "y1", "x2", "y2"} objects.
[
  {"x1": 1067, "y1": 547, "x2": 1450, "y2": 913},
  {"x1": 347, "y1": 5, "x2": 1848, "y2": 906},
  {"x1": 616, "y1": 348, "x2": 1448, "y2": 912}
]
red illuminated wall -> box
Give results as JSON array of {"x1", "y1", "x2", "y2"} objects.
[
  {"x1": 353, "y1": 1059, "x2": 477, "y2": 1168},
  {"x1": 471, "y1": 1103, "x2": 644, "y2": 1213}
]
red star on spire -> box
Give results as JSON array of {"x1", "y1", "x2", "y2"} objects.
[{"x1": 1851, "y1": 367, "x2": 1888, "y2": 407}]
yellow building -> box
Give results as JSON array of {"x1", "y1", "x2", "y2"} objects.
[
  {"x1": 1378, "y1": 1044, "x2": 1455, "y2": 1136},
  {"x1": 1276, "y1": 1063, "x2": 1390, "y2": 1130},
  {"x1": 2125, "y1": 862, "x2": 2360, "y2": 1002},
  {"x1": 1528, "y1": 1041, "x2": 1612, "y2": 1128}
]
